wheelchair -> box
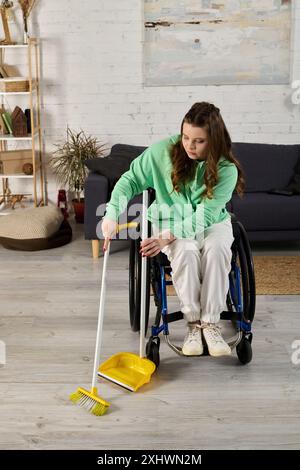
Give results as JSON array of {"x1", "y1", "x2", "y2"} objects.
[{"x1": 128, "y1": 191, "x2": 256, "y2": 367}]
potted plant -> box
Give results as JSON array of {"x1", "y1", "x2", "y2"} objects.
[{"x1": 50, "y1": 127, "x2": 107, "y2": 223}]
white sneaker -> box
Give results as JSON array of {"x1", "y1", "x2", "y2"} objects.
[
  {"x1": 182, "y1": 323, "x2": 203, "y2": 356},
  {"x1": 202, "y1": 323, "x2": 231, "y2": 357}
]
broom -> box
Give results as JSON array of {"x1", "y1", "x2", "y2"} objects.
[
  {"x1": 70, "y1": 240, "x2": 111, "y2": 415},
  {"x1": 70, "y1": 222, "x2": 137, "y2": 415}
]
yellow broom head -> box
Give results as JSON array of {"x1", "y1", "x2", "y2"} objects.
[{"x1": 70, "y1": 387, "x2": 110, "y2": 416}]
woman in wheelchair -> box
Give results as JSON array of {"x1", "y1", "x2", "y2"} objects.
[{"x1": 102, "y1": 102, "x2": 254, "y2": 361}]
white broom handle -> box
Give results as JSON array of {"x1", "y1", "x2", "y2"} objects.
[
  {"x1": 92, "y1": 242, "x2": 110, "y2": 389},
  {"x1": 140, "y1": 190, "x2": 148, "y2": 358}
]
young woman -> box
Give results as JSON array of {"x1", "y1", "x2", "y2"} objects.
[{"x1": 102, "y1": 102, "x2": 245, "y2": 358}]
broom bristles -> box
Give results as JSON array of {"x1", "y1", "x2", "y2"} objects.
[{"x1": 70, "y1": 387, "x2": 110, "y2": 416}]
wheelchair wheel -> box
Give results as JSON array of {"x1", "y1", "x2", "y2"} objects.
[
  {"x1": 146, "y1": 336, "x2": 160, "y2": 368},
  {"x1": 129, "y1": 238, "x2": 150, "y2": 333},
  {"x1": 229, "y1": 221, "x2": 256, "y2": 324},
  {"x1": 236, "y1": 333, "x2": 253, "y2": 364},
  {"x1": 238, "y1": 221, "x2": 256, "y2": 323}
]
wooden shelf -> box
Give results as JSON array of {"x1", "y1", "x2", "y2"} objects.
[
  {"x1": 0, "y1": 162, "x2": 41, "y2": 179},
  {"x1": 0, "y1": 86, "x2": 37, "y2": 96},
  {"x1": 0, "y1": 39, "x2": 38, "y2": 49},
  {"x1": 0, "y1": 91, "x2": 33, "y2": 95},
  {"x1": 0, "y1": 129, "x2": 40, "y2": 140},
  {"x1": 0, "y1": 44, "x2": 28, "y2": 48},
  {"x1": 0, "y1": 173, "x2": 34, "y2": 178},
  {"x1": 0, "y1": 38, "x2": 44, "y2": 206},
  {"x1": 0, "y1": 79, "x2": 37, "y2": 94}
]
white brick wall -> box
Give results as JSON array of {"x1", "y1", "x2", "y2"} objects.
[{"x1": 6, "y1": 0, "x2": 300, "y2": 202}]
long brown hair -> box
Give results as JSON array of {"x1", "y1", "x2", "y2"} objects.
[{"x1": 170, "y1": 102, "x2": 245, "y2": 199}]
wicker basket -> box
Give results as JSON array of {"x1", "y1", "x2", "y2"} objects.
[{"x1": 0, "y1": 78, "x2": 30, "y2": 93}]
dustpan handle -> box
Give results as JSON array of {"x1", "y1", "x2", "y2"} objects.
[
  {"x1": 92, "y1": 241, "x2": 110, "y2": 390},
  {"x1": 140, "y1": 190, "x2": 148, "y2": 358}
]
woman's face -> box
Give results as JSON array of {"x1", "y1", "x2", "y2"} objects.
[{"x1": 182, "y1": 122, "x2": 208, "y2": 161}]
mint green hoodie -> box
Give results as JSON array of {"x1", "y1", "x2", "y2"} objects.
[{"x1": 104, "y1": 134, "x2": 238, "y2": 239}]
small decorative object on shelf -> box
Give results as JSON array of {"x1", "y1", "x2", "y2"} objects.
[
  {"x1": 57, "y1": 189, "x2": 69, "y2": 219},
  {"x1": 8, "y1": 192, "x2": 28, "y2": 209},
  {"x1": 0, "y1": 1, "x2": 15, "y2": 45},
  {"x1": 0, "y1": 191, "x2": 30, "y2": 209},
  {"x1": 1, "y1": 110, "x2": 12, "y2": 133},
  {"x1": 18, "y1": 0, "x2": 36, "y2": 44},
  {"x1": 24, "y1": 108, "x2": 31, "y2": 133},
  {"x1": 22, "y1": 161, "x2": 33, "y2": 174},
  {"x1": 0, "y1": 63, "x2": 18, "y2": 77},
  {"x1": 0, "y1": 105, "x2": 8, "y2": 134},
  {"x1": 11, "y1": 106, "x2": 28, "y2": 136}
]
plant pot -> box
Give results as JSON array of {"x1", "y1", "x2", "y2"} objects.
[{"x1": 72, "y1": 198, "x2": 84, "y2": 223}]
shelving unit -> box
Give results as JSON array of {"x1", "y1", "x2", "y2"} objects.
[{"x1": 0, "y1": 38, "x2": 45, "y2": 207}]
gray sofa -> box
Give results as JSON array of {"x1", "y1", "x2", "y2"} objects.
[{"x1": 84, "y1": 141, "x2": 300, "y2": 256}]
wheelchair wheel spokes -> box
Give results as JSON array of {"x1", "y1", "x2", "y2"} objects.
[{"x1": 129, "y1": 238, "x2": 150, "y2": 333}]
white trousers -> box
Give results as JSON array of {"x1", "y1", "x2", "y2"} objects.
[{"x1": 152, "y1": 218, "x2": 234, "y2": 324}]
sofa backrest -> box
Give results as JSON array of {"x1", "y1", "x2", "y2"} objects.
[
  {"x1": 91, "y1": 142, "x2": 300, "y2": 194},
  {"x1": 111, "y1": 142, "x2": 300, "y2": 193},
  {"x1": 232, "y1": 143, "x2": 300, "y2": 192},
  {"x1": 110, "y1": 144, "x2": 147, "y2": 161}
]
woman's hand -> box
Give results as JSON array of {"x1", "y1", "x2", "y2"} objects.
[
  {"x1": 101, "y1": 218, "x2": 118, "y2": 251},
  {"x1": 140, "y1": 232, "x2": 176, "y2": 258}
]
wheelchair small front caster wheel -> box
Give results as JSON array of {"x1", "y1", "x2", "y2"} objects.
[
  {"x1": 146, "y1": 336, "x2": 160, "y2": 368},
  {"x1": 236, "y1": 336, "x2": 253, "y2": 364}
]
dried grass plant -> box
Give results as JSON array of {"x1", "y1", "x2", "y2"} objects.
[
  {"x1": 50, "y1": 127, "x2": 108, "y2": 202},
  {"x1": 18, "y1": 0, "x2": 36, "y2": 39}
]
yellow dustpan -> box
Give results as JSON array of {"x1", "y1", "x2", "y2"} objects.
[
  {"x1": 98, "y1": 191, "x2": 156, "y2": 391},
  {"x1": 99, "y1": 352, "x2": 155, "y2": 392}
]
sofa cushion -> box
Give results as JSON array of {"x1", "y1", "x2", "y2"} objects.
[
  {"x1": 85, "y1": 144, "x2": 147, "y2": 185},
  {"x1": 231, "y1": 192, "x2": 300, "y2": 231},
  {"x1": 232, "y1": 143, "x2": 300, "y2": 192}
]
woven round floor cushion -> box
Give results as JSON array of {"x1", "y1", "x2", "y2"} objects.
[{"x1": 0, "y1": 205, "x2": 72, "y2": 251}]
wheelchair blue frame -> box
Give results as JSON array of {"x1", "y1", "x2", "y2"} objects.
[{"x1": 151, "y1": 259, "x2": 252, "y2": 341}]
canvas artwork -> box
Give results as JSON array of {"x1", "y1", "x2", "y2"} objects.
[{"x1": 143, "y1": 0, "x2": 291, "y2": 86}]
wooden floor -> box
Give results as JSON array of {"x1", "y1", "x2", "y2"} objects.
[{"x1": 0, "y1": 222, "x2": 300, "y2": 450}]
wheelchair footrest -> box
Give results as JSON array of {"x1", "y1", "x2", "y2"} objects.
[
  {"x1": 165, "y1": 310, "x2": 184, "y2": 323},
  {"x1": 220, "y1": 311, "x2": 240, "y2": 321},
  {"x1": 165, "y1": 310, "x2": 240, "y2": 323}
]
